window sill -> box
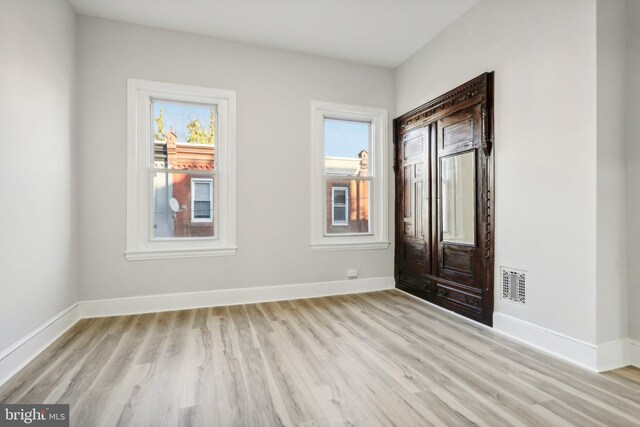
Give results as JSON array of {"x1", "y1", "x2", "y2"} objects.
[
  {"x1": 309, "y1": 241, "x2": 390, "y2": 252},
  {"x1": 124, "y1": 246, "x2": 237, "y2": 261}
]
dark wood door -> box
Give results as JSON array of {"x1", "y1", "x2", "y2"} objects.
[
  {"x1": 395, "y1": 126, "x2": 433, "y2": 297},
  {"x1": 394, "y1": 73, "x2": 495, "y2": 326}
]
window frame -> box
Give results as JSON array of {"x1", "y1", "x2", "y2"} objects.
[
  {"x1": 331, "y1": 186, "x2": 349, "y2": 226},
  {"x1": 191, "y1": 178, "x2": 214, "y2": 223},
  {"x1": 310, "y1": 101, "x2": 389, "y2": 251},
  {"x1": 126, "y1": 79, "x2": 236, "y2": 260}
]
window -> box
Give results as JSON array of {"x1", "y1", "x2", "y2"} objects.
[
  {"x1": 191, "y1": 178, "x2": 213, "y2": 222},
  {"x1": 331, "y1": 187, "x2": 349, "y2": 226},
  {"x1": 310, "y1": 101, "x2": 389, "y2": 251},
  {"x1": 126, "y1": 79, "x2": 236, "y2": 260}
]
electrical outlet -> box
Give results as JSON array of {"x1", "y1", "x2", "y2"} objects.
[{"x1": 347, "y1": 269, "x2": 358, "y2": 279}]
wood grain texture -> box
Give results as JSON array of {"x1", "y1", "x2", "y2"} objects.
[
  {"x1": 1, "y1": 290, "x2": 639, "y2": 426},
  {"x1": 394, "y1": 72, "x2": 495, "y2": 326}
]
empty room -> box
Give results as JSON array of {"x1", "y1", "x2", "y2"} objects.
[{"x1": 1, "y1": 0, "x2": 639, "y2": 425}]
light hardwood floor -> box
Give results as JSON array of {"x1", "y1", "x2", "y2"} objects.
[{"x1": 1, "y1": 290, "x2": 639, "y2": 426}]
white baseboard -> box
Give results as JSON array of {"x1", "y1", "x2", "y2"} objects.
[
  {"x1": 79, "y1": 276, "x2": 395, "y2": 318},
  {"x1": 596, "y1": 338, "x2": 640, "y2": 371},
  {"x1": 0, "y1": 276, "x2": 394, "y2": 388},
  {"x1": 493, "y1": 312, "x2": 598, "y2": 372},
  {"x1": 597, "y1": 338, "x2": 631, "y2": 372},
  {"x1": 3, "y1": 276, "x2": 634, "y2": 391},
  {"x1": 400, "y1": 291, "x2": 640, "y2": 372},
  {"x1": 0, "y1": 303, "x2": 80, "y2": 387}
]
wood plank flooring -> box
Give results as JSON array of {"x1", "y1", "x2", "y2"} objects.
[{"x1": 1, "y1": 290, "x2": 639, "y2": 426}]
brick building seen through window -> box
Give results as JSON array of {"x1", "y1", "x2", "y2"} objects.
[
  {"x1": 153, "y1": 130, "x2": 215, "y2": 238},
  {"x1": 325, "y1": 150, "x2": 370, "y2": 234}
]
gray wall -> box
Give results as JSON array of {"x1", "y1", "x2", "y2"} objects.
[
  {"x1": 76, "y1": 17, "x2": 395, "y2": 300},
  {"x1": 395, "y1": 0, "x2": 598, "y2": 343},
  {"x1": 596, "y1": 0, "x2": 628, "y2": 345},
  {"x1": 2, "y1": 0, "x2": 637, "y2": 360},
  {"x1": 0, "y1": 0, "x2": 78, "y2": 351},
  {"x1": 627, "y1": 0, "x2": 640, "y2": 341}
]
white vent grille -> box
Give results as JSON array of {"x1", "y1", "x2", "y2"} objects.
[{"x1": 501, "y1": 268, "x2": 526, "y2": 304}]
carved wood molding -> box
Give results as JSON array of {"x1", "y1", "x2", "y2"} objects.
[
  {"x1": 394, "y1": 71, "x2": 495, "y2": 326},
  {"x1": 481, "y1": 101, "x2": 493, "y2": 156},
  {"x1": 465, "y1": 295, "x2": 480, "y2": 307},
  {"x1": 396, "y1": 72, "x2": 492, "y2": 132}
]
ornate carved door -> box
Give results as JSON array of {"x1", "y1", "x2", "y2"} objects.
[{"x1": 394, "y1": 73, "x2": 495, "y2": 326}]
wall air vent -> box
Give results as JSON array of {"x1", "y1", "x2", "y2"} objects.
[{"x1": 501, "y1": 267, "x2": 526, "y2": 304}]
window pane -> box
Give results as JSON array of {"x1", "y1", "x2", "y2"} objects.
[
  {"x1": 333, "y1": 189, "x2": 346, "y2": 205},
  {"x1": 153, "y1": 172, "x2": 214, "y2": 238},
  {"x1": 194, "y1": 181, "x2": 211, "y2": 201},
  {"x1": 326, "y1": 178, "x2": 370, "y2": 234},
  {"x1": 441, "y1": 151, "x2": 475, "y2": 244},
  {"x1": 152, "y1": 100, "x2": 216, "y2": 171},
  {"x1": 324, "y1": 119, "x2": 370, "y2": 177},
  {"x1": 194, "y1": 201, "x2": 211, "y2": 219}
]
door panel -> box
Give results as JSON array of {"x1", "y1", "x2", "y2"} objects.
[
  {"x1": 397, "y1": 126, "x2": 430, "y2": 277},
  {"x1": 437, "y1": 114, "x2": 482, "y2": 290},
  {"x1": 442, "y1": 246, "x2": 473, "y2": 276},
  {"x1": 394, "y1": 72, "x2": 494, "y2": 326},
  {"x1": 438, "y1": 105, "x2": 482, "y2": 155}
]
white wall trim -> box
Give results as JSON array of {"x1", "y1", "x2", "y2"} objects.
[
  {"x1": 597, "y1": 338, "x2": 631, "y2": 372},
  {"x1": 493, "y1": 312, "x2": 598, "y2": 372},
  {"x1": 596, "y1": 338, "x2": 640, "y2": 371},
  {"x1": 309, "y1": 241, "x2": 390, "y2": 251},
  {"x1": 0, "y1": 303, "x2": 80, "y2": 387},
  {"x1": 79, "y1": 276, "x2": 394, "y2": 318},
  {"x1": 124, "y1": 246, "x2": 238, "y2": 261},
  {"x1": 126, "y1": 78, "x2": 237, "y2": 261},
  {"x1": 309, "y1": 100, "x2": 389, "y2": 250},
  {"x1": 4, "y1": 280, "x2": 635, "y2": 389}
]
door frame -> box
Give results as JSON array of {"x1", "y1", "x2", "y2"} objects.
[{"x1": 393, "y1": 72, "x2": 495, "y2": 325}]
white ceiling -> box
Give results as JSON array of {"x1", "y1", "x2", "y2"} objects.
[{"x1": 68, "y1": 0, "x2": 478, "y2": 68}]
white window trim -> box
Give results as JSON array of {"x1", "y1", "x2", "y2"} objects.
[
  {"x1": 191, "y1": 178, "x2": 214, "y2": 223},
  {"x1": 331, "y1": 187, "x2": 349, "y2": 226},
  {"x1": 310, "y1": 101, "x2": 389, "y2": 251},
  {"x1": 126, "y1": 79, "x2": 236, "y2": 260}
]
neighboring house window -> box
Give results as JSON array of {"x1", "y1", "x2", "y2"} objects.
[
  {"x1": 310, "y1": 101, "x2": 389, "y2": 251},
  {"x1": 331, "y1": 187, "x2": 349, "y2": 225},
  {"x1": 191, "y1": 178, "x2": 213, "y2": 222},
  {"x1": 126, "y1": 79, "x2": 236, "y2": 260}
]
